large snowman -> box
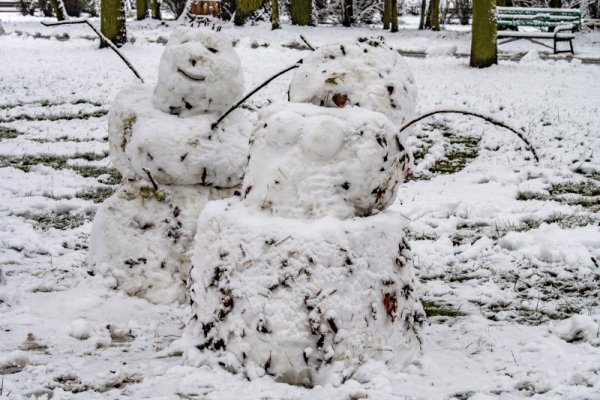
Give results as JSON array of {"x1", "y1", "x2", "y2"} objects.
[
  {"x1": 183, "y1": 38, "x2": 425, "y2": 386},
  {"x1": 89, "y1": 27, "x2": 254, "y2": 304}
]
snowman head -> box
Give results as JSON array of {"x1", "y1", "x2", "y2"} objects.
[
  {"x1": 288, "y1": 37, "x2": 417, "y2": 129},
  {"x1": 153, "y1": 26, "x2": 244, "y2": 117},
  {"x1": 241, "y1": 103, "x2": 412, "y2": 219}
]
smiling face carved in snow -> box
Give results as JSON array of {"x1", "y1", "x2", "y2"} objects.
[{"x1": 152, "y1": 27, "x2": 244, "y2": 117}]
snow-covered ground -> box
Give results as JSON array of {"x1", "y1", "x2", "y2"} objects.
[{"x1": 1, "y1": 13, "x2": 600, "y2": 399}]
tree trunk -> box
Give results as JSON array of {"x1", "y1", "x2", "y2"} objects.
[
  {"x1": 418, "y1": 0, "x2": 426, "y2": 30},
  {"x1": 49, "y1": 0, "x2": 68, "y2": 20},
  {"x1": 136, "y1": 0, "x2": 147, "y2": 19},
  {"x1": 383, "y1": 0, "x2": 391, "y2": 30},
  {"x1": 470, "y1": 0, "x2": 497, "y2": 68},
  {"x1": 290, "y1": 0, "x2": 312, "y2": 26},
  {"x1": 101, "y1": 0, "x2": 127, "y2": 48},
  {"x1": 430, "y1": 0, "x2": 440, "y2": 31},
  {"x1": 234, "y1": 0, "x2": 265, "y2": 25},
  {"x1": 271, "y1": 0, "x2": 280, "y2": 29},
  {"x1": 151, "y1": 0, "x2": 161, "y2": 19},
  {"x1": 342, "y1": 0, "x2": 353, "y2": 27},
  {"x1": 63, "y1": 0, "x2": 81, "y2": 16},
  {"x1": 550, "y1": 0, "x2": 561, "y2": 8},
  {"x1": 391, "y1": 0, "x2": 398, "y2": 32}
]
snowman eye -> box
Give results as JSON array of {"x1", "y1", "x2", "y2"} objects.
[
  {"x1": 190, "y1": 59, "x2": 197, "y2": 66},
  {"x1": 207, "y1": 47, "x2": 219, "y2": 54}
]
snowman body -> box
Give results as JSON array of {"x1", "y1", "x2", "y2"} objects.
[
  {"x1": 184, "y1": 100, "x2": 424, "y2": 385},
  {"x1": 90, "y1": 27, "x2": 252, "y2": 304}
]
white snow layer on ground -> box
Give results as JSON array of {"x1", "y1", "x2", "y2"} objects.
[{"x1": 0, "y1": 15, "x2": 600, "y2": 399}]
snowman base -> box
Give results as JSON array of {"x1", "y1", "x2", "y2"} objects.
[
  {"x1": 184, "y1": 199, "x2": 425, "y2": 387},
  {"x1": 90, "y1": 181, "x2": 236, "y2": 304}
]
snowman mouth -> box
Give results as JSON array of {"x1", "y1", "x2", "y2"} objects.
[{"x1": 178, "y1": 68, "x2": 206, "y2": 82}]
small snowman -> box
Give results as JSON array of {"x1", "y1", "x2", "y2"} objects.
[
  {"x1": 89, "y1": 27, "x2": 254, "y2": 304},
  {"x1": 183, "y1": 38, "x2": 425, "y2": 386}
]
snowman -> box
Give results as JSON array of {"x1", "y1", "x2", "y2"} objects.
[
  {"x1": 89, "y1": 27, "x2": 254, "y2": 304},
  {"x1": 183, "y1": 38, "x2": 425, "y2": 386}
]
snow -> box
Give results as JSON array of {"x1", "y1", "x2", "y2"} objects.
[
  {"x1": 242, "y1": 102, "x2": 412, "y2": 219},
  {"x1": 89, "y1": 181, "x2": 235, "y2": 304},
  {"x1": 0, "y1": 13, "x2": 600, "y2": 400},
  {"x1": 289, "y1": 37, "x2": 417, "y2": 127},
  {"x1": 108, "y1": 82, "x2": 253, "y2": 186},
  {"x1": 184, "y1": 200, "x2": 423, "y2": 387},
  {"x1": 152, "y1": 26, "x2": 244, "y2": 116}
]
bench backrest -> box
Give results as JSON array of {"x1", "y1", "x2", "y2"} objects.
[{"x1": 497, "y1": 7, "x2": 582, "y2": 29}]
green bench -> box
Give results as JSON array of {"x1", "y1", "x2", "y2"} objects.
[{"x1": 496, "y1": 7, "x2": 582, "y2": 54}]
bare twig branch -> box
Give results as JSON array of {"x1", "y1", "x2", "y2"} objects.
[
  {"x1": 299, "y1": 35, "x2": 316, "y2": 51},
  {"x1": 399, "y1": 109, "x2": 539, "y2": 162},
  {"x1": 142, "y1": 168, "x2": 159, "y2": 191},
  {"x1": 211, "y1": 62, "x2": 303, "y2": 130},
  {"x1": 40, "y1": 19, "x2": 144, "y2": 83}
]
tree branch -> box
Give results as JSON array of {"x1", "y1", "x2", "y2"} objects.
[
  {"x1": 399, "y1": 109, "x2": 539, "y2": 162},
  {"x1": 41, "y1": 19, "x2": 144, "y2": 83},
  {"x1": 142, "y1": 168, "x2": 159, "y2": 191},
  {"x1": 211, "y1": 62, "x2": 303, "y2": 130},
  {"x1": 299, "y1": 35, "x2": 316, "y2": 51}
]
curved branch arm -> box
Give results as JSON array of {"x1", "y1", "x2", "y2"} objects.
[
  {"x1": 41, "y1": 19, "x2": 144, "y2": 83},
  {"x1": 399, "y1": 109, "x2": 539, "y2": 162},
  {"x1": 211, "y1": 62, "x2": 302, "y2": 130}
]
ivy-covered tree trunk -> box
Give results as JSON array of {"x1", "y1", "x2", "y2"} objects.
[
  {"x1": 151, "y1": 0, "x2": 161, "y2": 19},
  {"x1": 470, "y1": 0, "x2": 497, "y2": 68},
  {"x1": 342, "y1": 0, "x2": 353, "y2": 27},
  {"x1": 234, "y1": 0, "x2": 265, "y2": 26},
  {"x1": 391, "y1": 0, "x2": 398, "y2": 32},
  {"x1": 290, "y1": 0, "x2": 312, "y2": 26},
  {"x1": 100, "y1": 0, "x2": 127, "y2": 48},
  {"x1": 49, "y1": 0, "x2": 68, "y2": 20},
  {"x1": 430, "y1": 0, "x2": 440, "y2": 30},
  {"x1": 271, "y1": 0, "x2": 280, "y2": 29},
  {"x1": 383, "y1": 0, "x2": 391, "y2": 30},
  {"x1": 418, "y1": 0, "x2": 426, "y2": 30},
  {"x1": 136, "y1": 0, "x2": 147, "y2": 20}
]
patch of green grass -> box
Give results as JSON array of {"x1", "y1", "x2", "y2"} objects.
[
  {"x1": 0, "y1": 153, "x2": 122, "y2": 185},
  {"x1": 75, "y1": 187, "x2": 116, "y2": 203},
  {"x1": 422, "y1": 300, "x2": 467, "y2": 318},
  {"x1": 16, "y1": 209, "x2": 94, "y2": 231},
  {"x1": 29, "y1": 136, "x2": 108, "y2": 143},
  {"x1": 0, "y1": 126, "x2": 21, "y2": 140},
  {"x1": 0, "y1": 99, "x2": 104, "y2": 110},
  {"x1": 414, "y1": 121, "x2": 481, "y2": 176},
  {"x1": 0, "y1": 109, "x2": 108, "y2": 124},
  {"x1": 517, "y1": 180, "x2": 600, "y2": 212}
]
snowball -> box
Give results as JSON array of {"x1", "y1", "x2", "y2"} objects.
[
  {"x1": 153, "y1": 27, "x2": 244, "y2": 116},
  {"x1": 183, "y1": 199, "x2": 424, "y2": 387},
  {"x1": 69, "y1": 318, "x2": 91, "y2": 340},
  {"x1": 89, "y1": 181, "x2": 236, "y2": 304},
  {"x1": 108, "y1": 83, "x2": 254, "y2": 187},
  {"x1": 241, "y1": 102, "x2": 412, "y2": 219},
  {"x1": 288, "y1": 37, "x2": 417, "y2": 128},
  {"x1": 558, "y1": 315, "x2": 600, "y2": 344}
]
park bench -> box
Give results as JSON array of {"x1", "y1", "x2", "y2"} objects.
[
  {"x1": 0, "y1": 1, "x2": 17, "y2": 12},
  {"x1": 496, "y1": 7, "x2": 582, "y2": 54}
]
